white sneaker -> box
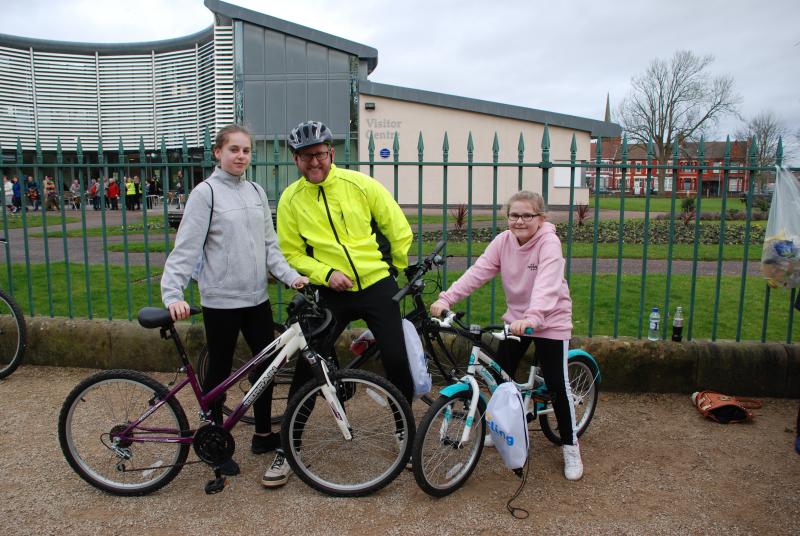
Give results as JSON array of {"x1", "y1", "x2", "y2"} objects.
[
  {"x1": 563, "y1": 444, "x2": 583, "y2": 481},
  {"x1": 484, "y1": 434, "x2": 495, "y2": 448},
  {"x1": 262, "y1": 450, "x2": 292, "y2": 488}
]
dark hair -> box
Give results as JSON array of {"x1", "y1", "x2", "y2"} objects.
[{"x1": 214, "y1": 124, "x2": 252, "y2": 152}]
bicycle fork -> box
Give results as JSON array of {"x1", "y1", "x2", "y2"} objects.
[
  {"x1": 305, "y1": 349, "x2": 353, "y2": 441},
  {"x1": 439, "y1": 375, "x2": 482, "y2": 448}
]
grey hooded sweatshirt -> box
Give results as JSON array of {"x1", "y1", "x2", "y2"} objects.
[{"x1": 161, "y1": 167, "x2": 300, "y2": 309}]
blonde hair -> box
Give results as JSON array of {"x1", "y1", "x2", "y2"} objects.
[{"x1": 505, "y1": 190, "x2": 547, "y2": 217}]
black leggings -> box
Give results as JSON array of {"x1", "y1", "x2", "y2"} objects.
[
  {"x1": 495, "y1": 335, "x2": 577, "y2": 446},
  {"x1": 288, "y1": 276, "x2": 415, "y2": 404},
  {"x1": 202, "y1": 301, "x2": 276, "y2": 434}
]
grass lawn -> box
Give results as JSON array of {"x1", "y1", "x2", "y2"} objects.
[
  {"x1": 111, "y1": 238, "x2": 763, "y2": 261},
  {"x1": 427, "y1": 271, "x2": 798, "y2": 343},
  {"x1": 1, "y1": 213, "x2": 80, "y2": 230},
  {"x1": 2, "y1": 263, "x2": 796, "y2": 343},
  {"x1": 588, "y1": 195, "x2": 760, "y2": 214}
]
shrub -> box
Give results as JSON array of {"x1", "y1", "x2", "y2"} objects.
[{"x1": 450, "y1": 203, "x2": 468, "y2": 230}]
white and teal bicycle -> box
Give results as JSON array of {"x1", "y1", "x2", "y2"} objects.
[{"x1": 411, "y1": 311, "x2": 600, "y2": 497}]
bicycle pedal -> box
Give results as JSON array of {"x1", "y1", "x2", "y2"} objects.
[{"x1": 204, "y1": 477, "x2": 227, "y2": 494}]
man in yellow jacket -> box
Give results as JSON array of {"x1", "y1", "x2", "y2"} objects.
[{"x1": 266, "y1": 120, "x2": 414, "y2": 488}]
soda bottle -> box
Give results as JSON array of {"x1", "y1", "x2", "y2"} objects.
[
  {"x1": 647, "y1": 307, "x2": 660, "y2": 341},
  {"x1": 671, "y1": 306, "x2": 684, "y2": 342}
]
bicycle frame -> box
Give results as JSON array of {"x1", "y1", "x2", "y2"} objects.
[{"x1": 113, "y1": 318, "x2": 352, "y2": 448}]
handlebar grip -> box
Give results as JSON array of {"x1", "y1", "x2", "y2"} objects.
[{"x1": 189, "y1": 306, "x2": 202, "y2": 316}]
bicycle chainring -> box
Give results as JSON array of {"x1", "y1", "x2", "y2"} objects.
[{"x1": 193, "y1": 424, "x2": 235, "y2": 466}]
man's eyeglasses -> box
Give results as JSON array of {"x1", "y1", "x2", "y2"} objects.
[
  {"x1": 297, "y1": 150, "x2": 331, "y2": 163},
  {"x1": 508, "y1": 213, "x2": 540, "y2": 222}
]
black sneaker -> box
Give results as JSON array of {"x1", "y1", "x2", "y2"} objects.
[
  {"x1": 251, "y1": 432, "x2": 281, "y2": 455},
  {"x1": 218, "y1": 458, "x2": 240, "y2": 476}
]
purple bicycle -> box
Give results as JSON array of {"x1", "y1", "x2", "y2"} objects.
[{"x1": 57, "y1": 289, "x2": 414, "y2": 497}]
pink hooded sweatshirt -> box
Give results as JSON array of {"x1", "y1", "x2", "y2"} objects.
[{"x1": 438, "y1": 221, "x2": 572, "y2": 340}]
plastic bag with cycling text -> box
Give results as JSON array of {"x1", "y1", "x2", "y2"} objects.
[
  {"x1": 761, "y1": 166, "x2": 800, "y2": 288},
  {"x1": 402, "y1": 319, "x2": 431, "y2": 398},
  {"x1": 486, "y1": 382, "x2": 529, "y2": 471}
]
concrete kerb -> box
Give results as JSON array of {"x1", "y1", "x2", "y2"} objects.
[{"x1": 21, "y1": 316, "x2": 800, "y2": 398}]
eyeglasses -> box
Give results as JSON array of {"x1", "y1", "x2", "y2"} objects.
[
  {"x1": 297, "y1": 150, "x2": 331, "y2": 163},
  {"x1": 508, "y1": 213, "x2": 540, "y2": 222}
]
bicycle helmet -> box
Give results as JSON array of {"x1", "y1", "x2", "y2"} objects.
[{"x1": 288, "y1": 121, "x2": 333, "y2": 152}]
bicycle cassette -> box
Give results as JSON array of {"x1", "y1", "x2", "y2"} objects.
[{"x1": 193, "y1": 424, "x2": 235, "y2": 466}]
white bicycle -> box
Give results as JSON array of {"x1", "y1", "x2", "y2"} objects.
[{"x1": 411, "y1": 311, "x2": 600, "y2": 496}]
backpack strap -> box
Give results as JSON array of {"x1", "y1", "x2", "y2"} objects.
[{"x1": 202, "y1": 181, "x2": 214, "y2": 250}]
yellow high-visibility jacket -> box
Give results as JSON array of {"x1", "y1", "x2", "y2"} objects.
[{"x1": 277, "y1": 164, "x2": 412, "y2": 290}]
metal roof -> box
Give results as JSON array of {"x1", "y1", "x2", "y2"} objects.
[
  {"x1": 204, "y1": 0, "x2": 379, "y2": 73},
  {"x1": 360, "y1": 81, "x2": 622, "y2": 138}
]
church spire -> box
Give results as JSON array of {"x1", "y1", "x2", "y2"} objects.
[{"x1": 604, "y1": 93, "x2": 611, "y2": 122}]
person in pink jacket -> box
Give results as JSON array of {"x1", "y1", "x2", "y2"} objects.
[{"x1": 430, "y1": 190, "x2": 583, "y2": 480}]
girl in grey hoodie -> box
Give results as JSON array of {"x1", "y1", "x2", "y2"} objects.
[{"x1": 161, "y1": 125, "x2": 307, "y2": 475}]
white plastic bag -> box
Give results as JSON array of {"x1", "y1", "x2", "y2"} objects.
[
  {"x1": 761, "y1": 166, "x2": 800, "y2": 288},
  {"x1": 402, "y1": 319, "x2": 431, "y2": 398},
  {"x1": 486, "y1": 382, "x2": 529, "y2": 471}
]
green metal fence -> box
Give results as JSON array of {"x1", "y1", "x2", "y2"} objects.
[{"x1": 0, "y1": 127, "x2": 797, "y2": 343}]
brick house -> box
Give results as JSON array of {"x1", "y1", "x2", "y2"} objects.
[{"x1": 585, "y1": 138, "x2": 749, "y2": 195}]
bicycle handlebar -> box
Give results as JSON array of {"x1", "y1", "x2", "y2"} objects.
[
  {"x1": 392, "y1": 240, "x2": 447, "y2": 303},
  {"x1": 431, "y1": 310, "x2": 533, "y2": 340}
]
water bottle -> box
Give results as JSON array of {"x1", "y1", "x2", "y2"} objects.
[
  {"x1": 647, "y1": 307, "x2": 660, "y2": 341},
  {"x1": 671, "y1": 306, "x2": 684, "y2": 342}
]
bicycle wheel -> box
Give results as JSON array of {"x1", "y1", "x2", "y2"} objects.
[
  {"x1": 0, "y1": 288, "x2": 26, "y2": 379},
  {"x1": 539, "y1": 354, "x2": 600, "y2": 445},
  {"x1": 58, "y1": 369, "x2": 190, "y2": 496},
  {"x1": 412, "y1": 391, "x2": 486, "y2": 497},
  {"x1": 196, "y1": 325, "x2": 291, "y2": 425},
  {"x1": 281, "y1": 369, "x2": 414, "y2": 497}
]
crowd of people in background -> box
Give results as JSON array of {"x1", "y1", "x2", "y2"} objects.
[{"x1": 0, "y1": 174, "x2": 165, "y2": 213}]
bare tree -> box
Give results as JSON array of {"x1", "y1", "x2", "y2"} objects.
[
  {"x1": 618, "y1": 50, "x2": 740, "y2": 193},
  {"x1": 735, "y1": 111, "x2": 792, "y2": 191}
]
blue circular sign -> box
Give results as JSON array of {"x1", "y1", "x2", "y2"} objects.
[{"x1": 379, "y1": 148, "x2": 391, "y2": 159}]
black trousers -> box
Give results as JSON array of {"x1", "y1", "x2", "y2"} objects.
[
  {"x1": 289, "y1": 276, "x2": 414, "y2": 403},
  {"x1": 202, "y1": 301, "x2": 276, "y2": 434},
  {"x1": 495, "y1": 335, "x2": 577, "y2": 446}
]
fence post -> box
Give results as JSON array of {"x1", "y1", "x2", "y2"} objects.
[
  {"x1": 416, "y1": 132, "x2": 424, "y2": 260},
  {"x1": 588, "y1": 137, "x2": 603, "y2": 337},
  {"x1": 56, "y1": 137, "x2": 73, "y2": 318},
  {"x1": 76, "y1": 137, "x2": 92, "y2": 319},
  {"x1": 565, "y1": 133, "x2": 577, "y2": 283},
  {"x1": 637, "y1": 138, "x2": 654, "y2": 339},
  {"x1": 613, "y1": 135, "x2": 628, "y2": 338},
  {"x1": 441, "y1": 132, "x2": 449, "y2": 288}
]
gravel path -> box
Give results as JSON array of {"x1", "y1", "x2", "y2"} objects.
[{"x1": 1, "y1": 365, "x2": 797, "y2": 535}]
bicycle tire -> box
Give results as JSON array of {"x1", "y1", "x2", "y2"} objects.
[
  {"x1": 58, "y1": 369, "x2": 191, "y2": 496},
  {"x1": 0, "y1": 288, "x2": 26, "y2": 380},
  {"x1": 281, "y1": 368, "x2": 414, "y2": 497},
  {"x1": 539, "y1": 354, "x2": 600, "y2": 445},
  {"x1": 196, "y1": 325, "x2": 290, "y2": 426},
  {"x1": 412, "y1": 391, "x2": 486, "y2": 497}
]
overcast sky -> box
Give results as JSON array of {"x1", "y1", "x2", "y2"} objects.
[{"x1": 3, "y1": 0, "x2": 799, "y2": 159}]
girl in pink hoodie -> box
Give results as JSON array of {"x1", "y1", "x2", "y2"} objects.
[{"x1": 430, "y1": 191, "x2": 583, "y2": 480}]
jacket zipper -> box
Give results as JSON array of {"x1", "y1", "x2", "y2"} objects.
[{"x1": 319, "y1": 186, "x2": 362, "y2": 290}]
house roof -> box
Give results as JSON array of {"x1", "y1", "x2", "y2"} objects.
[
  {"x1": 591, "y1": 138, "x2": 749, "y2": 161},
  {"x1": 0, "y1": 27, "x2": 214, "y2": 54},
  {"x1": 204, "y1": 0, "x2": 379, "y2": 74},
  {"x1": 360, "y1": 81, "x2": 622, "y2": 138}
]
